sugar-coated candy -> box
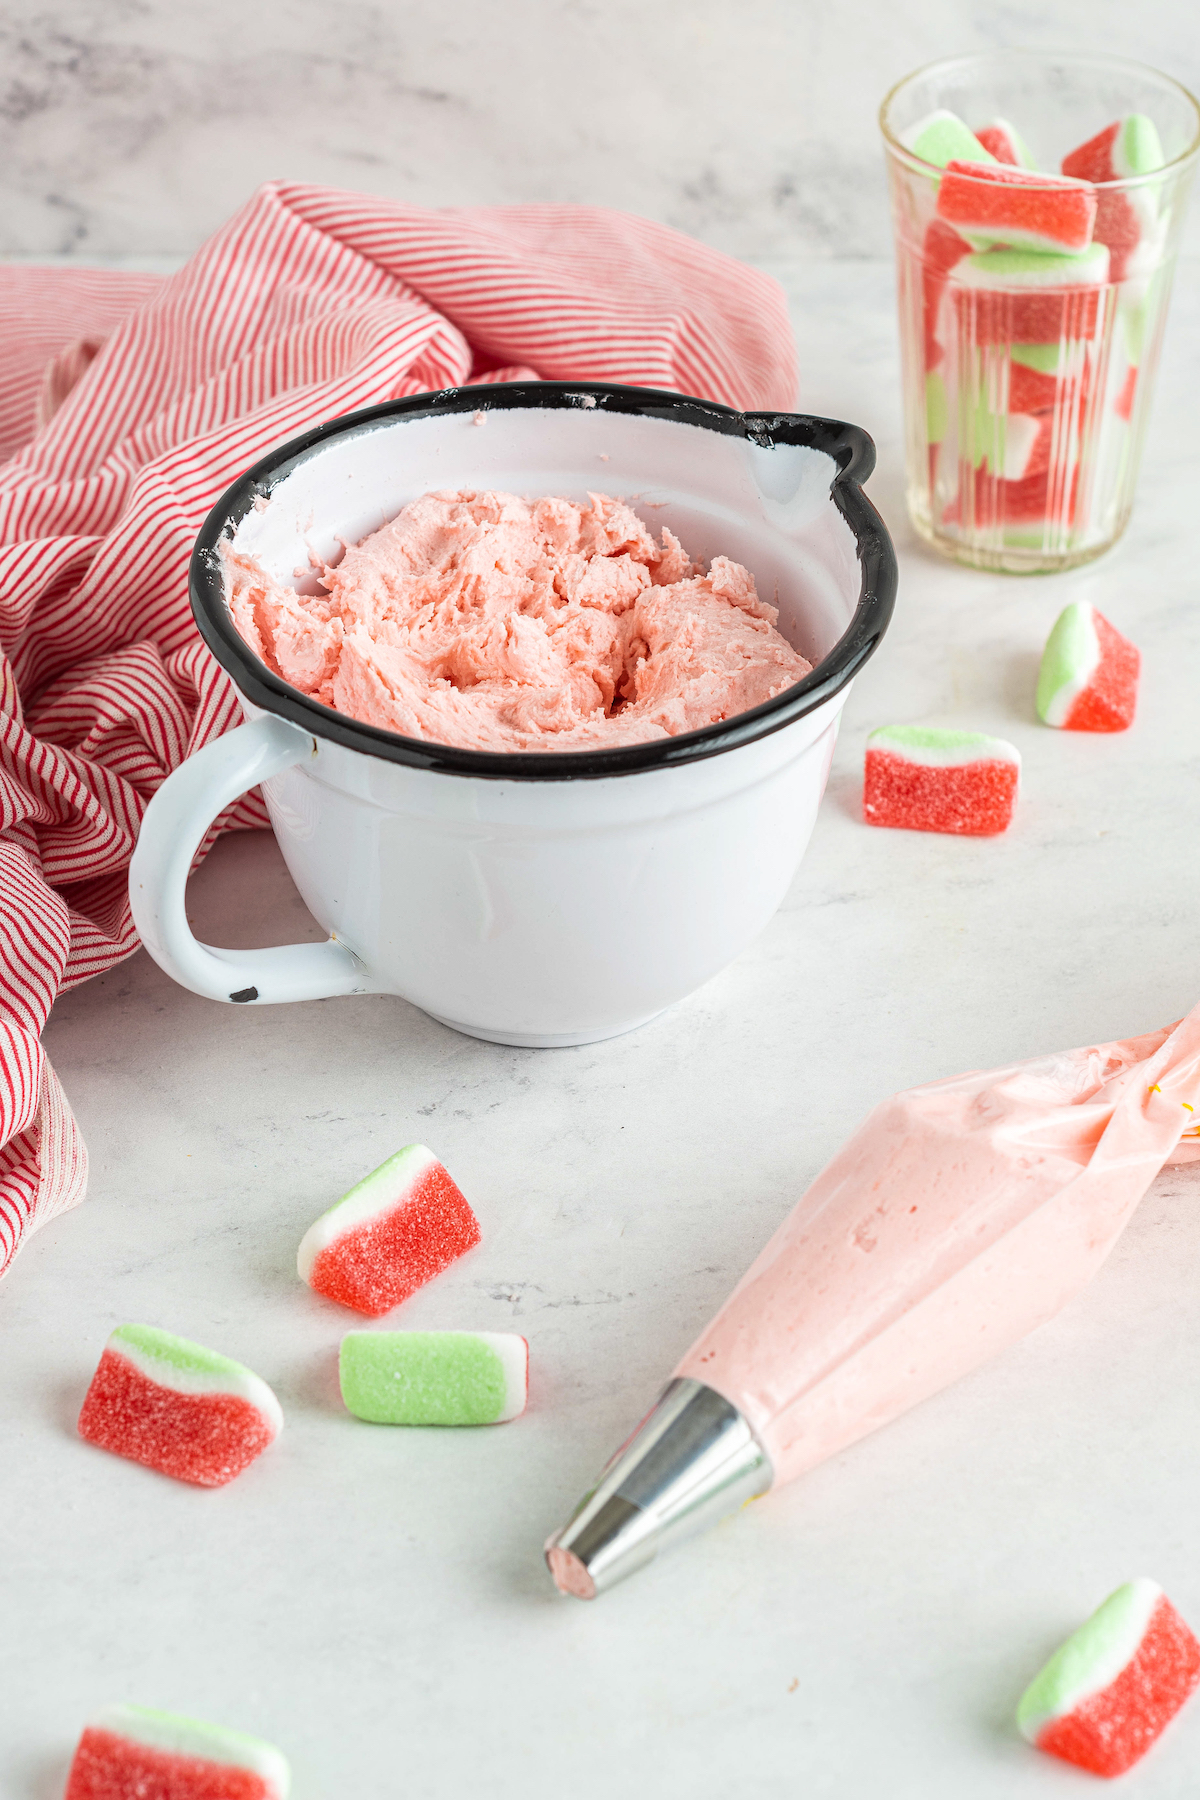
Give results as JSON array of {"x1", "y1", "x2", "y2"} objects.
[
  {"x1": 937, "y1": 160, "x2": 1097, "y2": 254},
  {"x1": 339, "y1": 1330, "x2": 528, "y2": 1425},
  {"x1": 66, "y1": 1704, "x2": 290, "y2": 1799},
  {"x1": 970, "y1": 407, "x2": 1049, "y2": 482},
  {"x1": 960, "y1": 459, "x2": 1081, "y2": 533},
  {"x1": 958, "y1": 367, "x2": 1083, "y2": 531},
  {"x1": 1017, "y1": 1579, "x2": 1200, "y2": 1778},
  {"x1": 1007, "y1": 340, "x2": 1089, "y2": 413},
  {"x1": 911, "y1": 101, "x2": 1170, "y2": 555},
  {"x1": 1037, "y1": 601, "x2": 1140, "y2": 731},
  {"x1": 900, "y1": 108, "x2": 996, "y2": 170},
  {"x1": 1063, "y1": 115, "x2": 1165, "y2": 282},
  {"x1": 921, "y1": 218, "x2": 972, "y2": 369},
  {"x1": 297, "y1": 1144, "x2": 480, "y2": 1316},
  {"x1": 1065, "y1": 113, "x2": 1164, "y2": 182},
  {"x1": 863, "y1": 726, "x2": 1020, "y2": 837},
  {"x1": 952, "y1": 242, "x2": 1110, "y2": 344},
  {"x1": 77, "y1": 1324, "x2": 282, "y2": 1488},
  {"x1": 1003, "y1": 416, "x2": 1050, "y2": 483},
  {"x1": 974, "y1": 117, "x2": 1035, "y2": 167}
]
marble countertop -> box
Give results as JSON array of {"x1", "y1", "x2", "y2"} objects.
[
  {"x1": 6, "y1": 253, "x2": 1200, "y2": 1799},
  {"x1": 6, "y1": 6, "x2": 1200, "y2": 268}
]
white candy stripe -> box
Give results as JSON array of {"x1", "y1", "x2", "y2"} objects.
[
  {"x1": 961, "y1": 224, "x2": 1091, "y2": 256},
  {"x1": 106, "y1": 1335, "x2": 283, "y2": 1437},
  {"x1": 88, "y1": 1705, "x2": 290, "y2": 1794},
  {"x1": 1000, "y1": 414, "x2": 1042, "y2": 481},
  {"x1": 986, "y1": 118, "x2": 1033, "y2": 166},
  {"x1": 297, "y1": 1144, "x2": 439, "y2": 1281},
  {"x1": 1042, "y1": 604, "x2": 1100, "y2": 727},
  {"x1": 476, "y1": 1332, "x2": 529, "y2": 1422},
  {"x1": 1019, "y1": 1579, "x2": 1162, "y2": 1740}
]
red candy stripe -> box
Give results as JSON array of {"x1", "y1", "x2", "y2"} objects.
[
  {"x1": 944, "y1": 462, "x2": 1081, "y2": 535},
  {"x1": 1063, "y1": 122, "x2": 1122, "y2": 182},
  {"x1": 1006, "y1": 353, "x2": 1093, "y2": 420},
  {"x1": 921, "y1": 219, "x2": 972, "y2": 369},
  {"x1": 308, "y1": 1159, "x2": 481, "y2": 1315},
  {"x1": 77, "y1": 1349, "x2": 274, "y2": 1487},
  {"x1": 66, "y1": 1727, "x2": 270, "y2": 1800},
  {"x1": 1114, "y1": 365, "x2": 1138, "y2": 421},
  {"x1": 1062, "y1": 125, "x2": 1144, "y2": 281},
  {"x1": 975, "y1": 125, "x2": 1021, "y2": 165},
  {"x1": 863, "y1": 751, "x2": 1018, "y2": 837},
  {"x1": 1063, "y1": 610, "x2": 1140, "y2": 732},
  {"x1": 1008, "y1": 359, "x2": 1059, "y2": 413},
  {"x1": 954, "y1": 282, "x2": 1103, "y2": 346}
]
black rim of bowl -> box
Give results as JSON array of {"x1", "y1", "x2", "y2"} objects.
[{"x1": 190, "y1": 380, "x2": 898, "y2": 782}]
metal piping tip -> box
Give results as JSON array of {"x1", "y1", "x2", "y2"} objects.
[{"x1": 544, "y1": 1378, "x2": 772, "y2": 1599}]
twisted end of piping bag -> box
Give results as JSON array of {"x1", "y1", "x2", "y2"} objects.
[{"x1": 543, "y1": 1378, "x2": 772, "y2": 1599}]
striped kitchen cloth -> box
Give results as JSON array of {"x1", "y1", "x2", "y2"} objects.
[{"x1": 0, "y1": 182, "x2": 798, "y2": 1276}]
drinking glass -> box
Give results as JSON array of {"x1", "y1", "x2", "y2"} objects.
[{"x1": 881, "y1": 52, "x2": 1200, "y2": 572}]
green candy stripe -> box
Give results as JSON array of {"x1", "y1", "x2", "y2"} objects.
[
  {"x1": 904, "y1": 109, "x2": 996, "y2": 171},
  {"x1": 1120, "y1": 114, "x2": 1165, "y2": 177},
  {"x1": 1017, "y1": 1580, "x2": 1162, "y2": 1740},
  {"x1": 340, "y1": 1331, "x2": 509, "y2": 1425},
  {"x1": 1036, "y1": 602, "x2": 1096, "y2": 723},
  {"x1": 112, "y1": 1323, "x2": 250, "y2": 1382},
  {"x1": 956, "y1": 242, "x2": 1110, "y2": 288},
  {"x1": 327, "y1": 1144, "x2": 431, "y2": 1218},
  {"x1": 1010, "y1": 343, "x2": 1062, "y2": 374},
  {"x1": 868, "y1": 725, "x2": 1017, "y2": 761}
]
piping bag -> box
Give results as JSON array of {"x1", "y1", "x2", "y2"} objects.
[{"x1": 545, "y1": 1003, "x2": 1200, "y2": 1599}]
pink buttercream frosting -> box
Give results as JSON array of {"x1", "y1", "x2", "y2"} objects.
[
  {"x1": 677, "y1": 1005, "x2": 1200, "y2": 1489},
  {"x1": 225, "y1": 490, "x2": 811, "y2": 752}
]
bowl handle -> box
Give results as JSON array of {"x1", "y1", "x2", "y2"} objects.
[{"x1": 128, "y1": 714, "x2": 373, "y2": 1005}]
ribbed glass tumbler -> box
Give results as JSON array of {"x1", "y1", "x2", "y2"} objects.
[{"x1": 881, "y1": 51, "x2": 1200, "y2": 573}]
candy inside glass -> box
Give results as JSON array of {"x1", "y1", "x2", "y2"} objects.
[{"x1": 881, "y1": 52, "x2": 1200, "y2": 573}]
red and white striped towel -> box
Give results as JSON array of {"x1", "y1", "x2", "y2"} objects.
[{"x1": 0, "y1": 182, "x2": 797, "y2": 1278}]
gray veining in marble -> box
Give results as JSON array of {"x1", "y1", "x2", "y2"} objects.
[
  {"x1": 3, "y1": 248, "x2": 1200, "y2": 1796},
  {"x1": 3, "y1": 0, "x2": 1199, "y2": 263}
]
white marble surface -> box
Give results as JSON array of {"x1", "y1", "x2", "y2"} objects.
[
  {"x1": 4, "y1": 252, "x2": 1200, "y2": 1796},
  {"x1": 3, "y1": 0, "x2": 1200, "y2": 263}
]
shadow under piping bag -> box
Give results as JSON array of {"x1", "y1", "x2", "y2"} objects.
[{"x1": 545, "y1": 1004, "x2": 1200, "y2": 1598}]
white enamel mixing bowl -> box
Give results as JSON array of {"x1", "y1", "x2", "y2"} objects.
[{"x1": 128, "y1": 383, "x2": 896, "y2": 1047}]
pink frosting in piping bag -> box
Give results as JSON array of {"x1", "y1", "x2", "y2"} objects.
[{"x1": 677, "y1": 1004, "x2": 1200, "y2": 1488}]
